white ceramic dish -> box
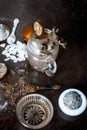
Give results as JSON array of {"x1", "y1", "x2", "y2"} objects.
[
  {"x1": 58, "y1": 88, "x2": 87, "y2": 116},
  {"x1": 0, "y1": 24, "x2": 10, "y2": 41},
  {"x1": 16, "y1": 94, "x2": 54, "y2": 129}
]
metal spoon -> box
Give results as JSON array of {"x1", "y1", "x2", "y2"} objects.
[
  {"x1": 25, "y1": 84, "x2": 61, "y2": 93},
  {"x1": 7, "y1": 18, "x2": 19, "y2": 44}
]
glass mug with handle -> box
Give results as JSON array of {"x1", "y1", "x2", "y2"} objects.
[{"x1": 27, "y1": 28, "x2": 59, "y2": 76}]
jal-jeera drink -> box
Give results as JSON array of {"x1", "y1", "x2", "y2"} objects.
[{"x1": 27, "y1": 26, "x2": 59, "y2": 76}]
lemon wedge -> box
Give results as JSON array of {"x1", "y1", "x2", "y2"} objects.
[
  {"x1": 34, "y1": 20, "x2": 44, "y2": 36},
  {"x1": 0, "y1": 63, "x2": 7, "y2": 80}
]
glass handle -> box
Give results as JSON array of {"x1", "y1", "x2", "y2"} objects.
[{"x1": 45, "y1": 57, "x2": 57, "y2": 76}]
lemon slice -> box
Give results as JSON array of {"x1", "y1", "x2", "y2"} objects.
[
  {"x1": 34, "y1": 20, "x2": 44, "y2": 36},
  {"x1": 0, "y1": 63, "x2": 7, "y2": 80}
]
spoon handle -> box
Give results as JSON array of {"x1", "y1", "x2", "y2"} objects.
[
  {"x1": 38, "y1": 84, "x2": 61, "y2": 90},
  {"x1": 11, "y1": 18, "x2": 19, "y2": 35}
]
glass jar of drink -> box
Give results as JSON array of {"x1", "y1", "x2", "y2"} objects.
[{"x1": 27, "y1": 28, "x2": 59, "y2": 76}]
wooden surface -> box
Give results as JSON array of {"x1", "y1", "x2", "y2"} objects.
[{"x1": 0, "y1": 0, "x2": 87, "y2": 130}]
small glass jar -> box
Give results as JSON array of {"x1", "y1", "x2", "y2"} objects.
[{"x1": 27, "y1": 29, "x2": 59, "y2": 76}]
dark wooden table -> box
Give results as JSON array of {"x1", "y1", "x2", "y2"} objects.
[{"x1": 0, "y1": 0, "x2": 87, "y2": 130}]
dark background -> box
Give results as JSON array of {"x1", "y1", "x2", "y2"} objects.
[
  {"x1": 0, "y1": 0, "x2": 87, "y2": 130},
  {"x1": 0, "y1": 0, "x2": 87, "y2": 44}
]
